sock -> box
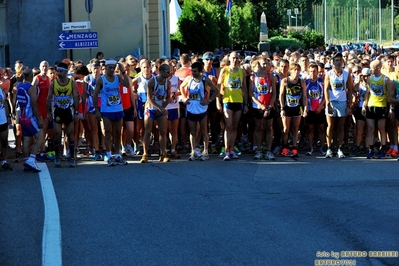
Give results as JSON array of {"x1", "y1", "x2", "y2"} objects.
[
  {"x1": 69, "y1": 140, "x2": 75, "y2": 158},
  {"x1": 107, "y1": 151, "x2": 112, "y2": 158}
]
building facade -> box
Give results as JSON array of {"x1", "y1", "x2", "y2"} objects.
[{"x1": 0, "y1": 0, "x2": 170, "y2": 68}]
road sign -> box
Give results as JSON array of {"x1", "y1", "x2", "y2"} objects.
[
  {"x1": 58, "y1": 32, "x2": 98, "y2": 50},
  {"x1": 294, "y1": 8, "x2": 299, "y2": 15},
  {"x1": 287, "y1": 9, "x2": 291, "y2": 16},
  {"x1": 62, "y1": 21, "x2": 91, "y2": 31}
]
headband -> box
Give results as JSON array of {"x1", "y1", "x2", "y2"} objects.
[
  {"x1": 105, "y1": 60, "x2": 117, "y2": 66},
  {"x1": 56, "y1": 66, "x2": 68, "y2": 71}
]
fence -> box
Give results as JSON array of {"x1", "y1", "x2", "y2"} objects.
[{"x1": 313, "y1": 4, "x2": 393, "y2": 43}]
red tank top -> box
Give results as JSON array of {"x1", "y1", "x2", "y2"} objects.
[{"x1": 119, "y1": 84, "x2": 132, "y2": 110}]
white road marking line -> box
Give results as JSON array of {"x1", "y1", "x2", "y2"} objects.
[{"x1": 39, "y1": 163, "x2": 62, "y2": 266}]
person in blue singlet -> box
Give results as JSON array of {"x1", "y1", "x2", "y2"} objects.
[
  {"x1": 17, "y1": 68, "x2": 44, "y2": 172},
  {"x1": 93, "y1": 60, "x2": 131, "y2": 166}
]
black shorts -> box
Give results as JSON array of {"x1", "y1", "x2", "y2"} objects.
[
  {"x1": 179, "y1": 102, "x2": 187, "y2": 118},
  {"x1": 394, "y1": 107, "x2": 399, "y2": 121},
  {"x1": 0, "y1": 122, "x2": 8, "y2": 132},
  {"x1": 306, "y1": 111, "x2": 326, "y2": 125},
  {"x1": 252, "y1": 107, "x2": 274, "y2": 120},
  {"x1": 223, "y1": 102, "x2": 242, "y2": 112},
  {"x1": 352, "y1": 107, "x2": 365, "y2": 121},
  {"x1": 283, "y1": 106, "x2": 301, "y2": 117},
  {"x1": 186, "y1": 111, "x2": 207, "y2": 122},
  {"x1": 123, "y1": 106, "x2": 134, "y2": 122},
  {"x1": 365, "y1": 106, "x2": 388, "y2": 120},
  {"x1": 53, "y1": 106, "x2": 73, "y2": 124}
]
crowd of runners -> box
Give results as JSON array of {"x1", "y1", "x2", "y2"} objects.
[{"x1": 1, "y1": 47, "x2": 399, "y2": 172}]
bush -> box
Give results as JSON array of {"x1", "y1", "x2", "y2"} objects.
[{"x1": 269, "y1": 36, "x2": 305, "y2": 52}]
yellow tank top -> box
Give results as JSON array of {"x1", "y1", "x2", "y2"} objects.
[
  {"x1": 368, "y1": 74, "x2": 387, "y2": 107},
  {"x1": 222, "y1": 67, "x2": 244, "y2": 103},
  {"x1": 53, "y1": 78, "x2": 74, "y2": 109}
]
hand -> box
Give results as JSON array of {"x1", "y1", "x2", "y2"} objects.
[
  {"x1": 361, "y1": 107, "x2": 366, "y2": 117},
  {"x1": 216, "y1": 102, "x2": 222, "y2": 113},
  {"x1": 280, "y1": 110, "x2": 286, "y2": 118},
  {"x1": 78, "y1": 113, "x2": 84, "y2": 120},
  {"x1": 302, "y1": 109, "x2": 308, "y2": 118},
  {"x1": 200, "y1": 99, "x2": 209, "y2": 106},
  {"x1": 243, "y1": 104, "x2": 248, "y2": 114},
  {"x1": 388, "y1": 110, "x2": 394, "y2": 119},
  {"x1": 95, "y1": 110, "x2": 102, "y2": 121}
]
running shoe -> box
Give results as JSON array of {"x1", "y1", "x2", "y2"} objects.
[
  {"x1": 54, "y1": 157, "x2": 61, "y2": 167},
  {"x1": 254, "y1": 151, "x2": 263, "y2": 160},
  {"x1": 115, "y1": 156, "x2": 128, "y2": 165},
  {"x1": 386, "y1": 147, "x2": 393, "y2": 157},
  {"x1": 195, "y1": 148, "x2": 202, "y2": 158},
  {"x1": 69, "y1": 158, "x2": 76, "y2": 167},
  {"x1": 319, "y1": 147, "x2": 326, "y2": 156},
  {"x1": 349, "y1": 146, "x2": 359, "y2": 157},
  {"x1": 92, "y1": 153, "x2": 103, "y2": 161},
  {"x1": 281, "y1": 148, "x2": 291, "y2": 157},
  {"x1": 210, "y1": 145, "x2": 218, "y2": 154},
  {"x1": 14, "y1": 152, "x2": 22, "y2": 163},
  {"x1": 200, "y1": 152, "x2": 209, "y2": 161},
  {"x1": 140, "y1": 155, "x2": 148, "y2": 163},
  {"x1": 337, "y1": 149, "x2": 345, "y2": 159},
  {"x1": 272, "y1": 146, "x2": 280, "y2": 156},
  {"x1": 223, "y1": 154, "x2": 230, "y2": 161},
  {"x1": 107, "y1": 157, "x2": 116, "y2": 166},
  {"x1": 162, "y1": 155, "x2": 170, "y2": 163},
  {"x1": 291, "y1": 148, "x2": 299, "y2": 157},
  {"x1": 219, "y1": 147, "x2": 225, "y2": 157},
  {"x1": 230, "y1": 150, "x2": 239, "y2": 159},
  {"x1": 24, "y1": 160, "x2": 41, "y2": 172},
  {"x1": 378, "y1": 150, "x2": 386, "y2": 159},
  {"x1": 325, "y1": 149, "x2": 333, "y2": 158},
  {"x1": 264, "y1": 151, "x2": 276, "y2": 160},
  {"x1": 367, "y1": 150, "x2": 374, "y2": 159},
  {"x1": 391, "y1": 149, "x2": 398, "y2": 158},
  {"x1": 170, "y1": 150, "x2": 180, "y2": 159},
  {"x1": 306, "y1": 147, "x2": 314, "y2": 156},
  {"x1": 126, "y1": 147, "x2": 135, "y2": 156},
  {"x1": 103, "y1": 154, "x2": 110, "y2": 162},
  {"x1": 233, "y1": 146, "x2": 242, "y2": 156},
  {"x1": 1, "y1": 162, "x2": 13, "y2": 171},
  {"x1": 188, "y1": 152, "x2": 196, "y2": 161}
]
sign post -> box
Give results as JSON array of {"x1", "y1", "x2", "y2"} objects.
[{"x1": 85, "y1": 0, "x2": 94, "y2": 58}]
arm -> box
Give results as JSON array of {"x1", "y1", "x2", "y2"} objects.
[
  {"x1": 180, "y1": 76, "x2": 190, "y2": 104},
  {"x1": 241, "y1": 68, "x2": 248, "y2": 114},
  {"x1": 301, "y1": 79, "x2": 308, "y2": 117},
  {"x1": 93, "y1": 76, "x2": 103, "y2": 120},
  {"x1": 361, "y1": 81, "x2": 370, "y2": 116},
  {"x1": 324, "y1": 72, "x2": 331, "y2": 106},
  {"x1": 46, "y1": 81, "x2": 54, "y2": 121},
  {"x1": 29, "y1": 85, "x2": 43, "y2": 128},
  {"x1": 203, "y1": 77, "x2": 220, "y2": 104}
]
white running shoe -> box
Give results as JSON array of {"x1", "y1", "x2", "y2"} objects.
[
  {"x1": 254, "y1": 151, "x2": 262, "y2": 160},
  {"x1": 325, "y1": 149, "x2": 333, "y2": 158},
  {"x1": 337, "y1": 149, "x2": 345, "y2": 159}
]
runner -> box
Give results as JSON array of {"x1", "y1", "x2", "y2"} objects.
[
  {"x1": 93, "y1": 60, "x2": 131, "y2": 166},
  {"x1": 17, "y1": 68, "x2": 43, "y2": 172},
  {"x1": 47, "y1": 62, "x2": 79, "y2": 167},
  {"x1": 181, "y1": 61, "x2": 219, "y2": 161},
  {"x1": 139, "y1": 64, "x2": 171, "y2": 163},
  {"x1": 217, "y1": 51, "x2": 248, "y2": 161}
]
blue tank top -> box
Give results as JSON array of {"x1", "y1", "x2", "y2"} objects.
[
  {"x1": 305, "y1": 78, "x2": 324, "y2": 111},
  {"x1": 100, "y1": 74, "x2": 123, "y2": 113},
  {"x1": 16, "y1": 82, "x2": 34, "y2": 120}
]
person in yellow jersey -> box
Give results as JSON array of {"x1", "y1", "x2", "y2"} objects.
[
  {"x1": 362, "y1": 59, "x2": 393, "y2": 159},
  {"x1": 217, "y1": 51, "x2": 248, "y2": 161},
  {"x1": 46, "y1": 62, "x2": 79, "y2": 167}
]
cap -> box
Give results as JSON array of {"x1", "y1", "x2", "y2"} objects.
[
  {"x1": 244, "y1": 56, "x2": 252, "y2": 62},
  {"x1": 361, "y1": 68, "x2": 371, "y2": 76},
  {"x1": 203, "y1": 54, "x2": 214, "y2": 60},
  {"x1": 285, "y1": 49, "x2": 291, "y2": 54},
  {"x1": 325, "y1": 63, "x2": 332, "y2": 69}
]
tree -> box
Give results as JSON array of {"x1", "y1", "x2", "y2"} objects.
[
  {"x1": 176, "y1": 0, "x2": 219, "y2": 53},
  {"x1": 230, "y1": 2, "x2": 258, "y2": 49}
]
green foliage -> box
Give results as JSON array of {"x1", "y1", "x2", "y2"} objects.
[
  {"x1": 269, "y1": 36, "x2": 305, "y2": 52},
  {"x1": 288, "y1": 30, "x2": 324, "y2": 48},
  {"x1": 176, "y1": 0, "x2": 218, "y2": 53},
  {"x1": 230, "y1": 2, "x2": 259, "y2": 49}
]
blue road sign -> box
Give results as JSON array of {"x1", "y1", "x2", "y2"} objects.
[{"x1": 58, "y1": 32, "x2": 98, "y2": 50}]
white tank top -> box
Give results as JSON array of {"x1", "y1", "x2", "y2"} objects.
[
  {"x1": 166, "y1": 75, "x2": 179, "y2": 110},
  {"x1": 328, "y1": 69, "x2": 348, "y2": 102},
  {"x1": 186, "y1": 76, "x2": 207, "y2": 114}
]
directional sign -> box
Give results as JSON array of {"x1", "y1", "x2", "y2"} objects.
[
  {"x1": 62, "y1": 21, "x2": 91, "y2": 31},
  {"x1": 58, "y1": 32, "x2": 98, "y2": 50}
]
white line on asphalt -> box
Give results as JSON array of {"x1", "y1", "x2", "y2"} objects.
[{"x1": 39, "y1": 163, "x2": 62, "y2": 266}]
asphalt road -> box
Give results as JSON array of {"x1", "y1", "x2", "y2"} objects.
[{"x1": 1, "y1": 153, "x2": 399, "y2": 266}]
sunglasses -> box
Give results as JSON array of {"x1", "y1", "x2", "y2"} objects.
[{"x1": 353, "y1": 71, "x2": 360, "y2": 74}]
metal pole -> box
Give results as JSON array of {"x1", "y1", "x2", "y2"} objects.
[
  {"x1": 379, "y1": 0, "x2": 382, "y2": 45},
  {"x1": 324, "y1": 0, "x2": 327, "y2": 44},
  {"x1": 357, "y1": 0, "x2": 359, "y2": 42},
  {"x1": 392, "y1": 0, "x2": 394, "y2": 41},
  {"x1": 296, "y1": 16, "x2": 298, "y2": 31},
  {"x1": 88, "y1": 12, "x2": 92, "y2": 59}
]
